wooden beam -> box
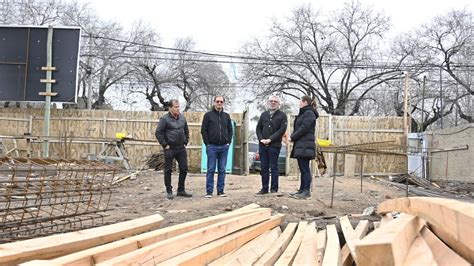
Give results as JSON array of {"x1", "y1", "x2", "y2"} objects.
[
  {"x1": 339, "y1": 216, "x2": 358, "y2": 263},
  {"x1": 402, "y1": 235, "x2": 437, "y2": 266},
  {"x1": 95, "y1": 209, "x2": 272, "y2": 265},
  {"x1": 322, "y1": 224, "x2": 340, "y2": 266},
  {"x1": 254, "y1": 223, "x2": 298, "y2": 266},
  {"x1": 209, "y1": 226, "x2": 281, "y2": 265},
  {"x1": 355, "y1": 214, "x2": 425, "y2": 266},
  {"x1": 274, "y1": 221, "x2": 308, "y2": 266},
  {"x1": 0, "y1": 214, "x2": 163, "y2": 265},
  {"x1": 293, "y1": 222, "x2": 318, "y2": 266},
  {"x1": 28, "y1": 205, "x2": 262, "y2": 265},
  {"x1": 377, "y1": 197, "x2": 474, "y2": 263},
  {"x1": 316, "y1": 229, "x2": 327, "y2": 266},
  {"x1": 341, "y1": 220, "x2": 369, "y2": 266},
  {"x1": 420, "y1": 227, "x2": 469, "y2": 266},
  {"x1": 159, "y1": 214, "x2": 284, "y2": 266}
]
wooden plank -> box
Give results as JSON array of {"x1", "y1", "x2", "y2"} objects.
[
  {"x1": 209, "y1": 226, "x2": 281, "y2": 265},
  {"x1": 420, "y1": 227, "x2": 469, "y2": 266},
  {"x1": 293, "y1": 222, "x2": 318, "y2": 266},
  {"x1": 402, "y1": 235, "x2": 437, "y2": 266},
  {"x1": 339, "y1": 216, "x2": 358, "y2": 263},
  {"x1": 355, "y1": 214, "x2": 425, "y2": 266},
  {"x1": 377, "y1": 197, "x2": 474, "y2": 263},
  {"x1": 341, "y1": 219, "x2": 369, "y2": 266},
  {"x1": 95, "y1": 209, "x2": 272, "y2": 265},
  {"x1": 274, "y1": 221, "x2": 308, "y2": 266},
  {"x1": 322, "y1": 224, "x2": 340, "y2": 266},
  {"x1": 254, "y1": 223, "x2": 298, "y2": 266},
  {"x1": 159, "y1": 214, "x2": 284, "y2": 266},
  {"x1": 27, "y1": 205, "x2": 262, "y2": 265},
  {"x1": 0, "y1": 214, "x2": 164, "y2": 265},
  {"x1": 316, "y1": 229, "x2": 327, "y2": 266}
]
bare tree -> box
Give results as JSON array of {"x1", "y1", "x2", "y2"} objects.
[{"x1": 240, "y1": 2, "x2": 406, "y2": 115}]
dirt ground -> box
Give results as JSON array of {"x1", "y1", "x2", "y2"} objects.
[{"x1": 105, "y1": 170, "x2": 407, "y2": 229}]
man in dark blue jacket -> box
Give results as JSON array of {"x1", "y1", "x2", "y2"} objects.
[
  {"x1": 156, "y1": 100, "x2": 192, "y2": 200},
  {"x1": 201, "y1": 96, "x2": 233, "y2": 198},
  {"x1": 255, "y1": 95, "x2": 287, "y2": 195}
]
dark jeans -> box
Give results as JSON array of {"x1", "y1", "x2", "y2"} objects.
[
  {"x1": 259, "y1": 145, "x2": 281, "y2": 192},
  {"x1": 163, "y1": 146, "x2": 188, "y2": 193},
  {"x1": 206, "y1": 144, "x2": 229, "y2": 194},
  {"x1": 297, "y1": 158, "x2": 311, "y2": 191}
]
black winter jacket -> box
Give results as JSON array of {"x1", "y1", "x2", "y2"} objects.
[
  {"x1": 155, "y1": 112, "x2": 189, "y2": 148},
  {"x1": 201, "y1": 108, "x2": 233, "y2": 145},
  {"x1": 290, "y1": 105, "x2": 319, "y2": 159},
  {"x1": 256, "y1": 110, "x2": 287, "y2": 148}
]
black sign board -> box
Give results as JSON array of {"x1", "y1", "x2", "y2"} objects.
[{"x1": 0, "y1": 26, "x2": 80, "y2": 102}]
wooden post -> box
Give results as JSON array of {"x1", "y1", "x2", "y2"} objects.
[
  {"x1": 360, "y1": 154, "x2": 364, "y2": 193},
  {"x1": 41, "y1": 25, "x2": 55, "y2": 158},
  {"x1": 330, "y1": 152, "x2": 338, "y2": 208},
  {"x1": 242, "y1": 108, "x2": 249, "y2": 175},
  {"x1": 285, "y1": 113, "x2": 291, "y2": 176}
]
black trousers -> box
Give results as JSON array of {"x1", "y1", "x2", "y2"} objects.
[{"x1": 163, "y1": 146, "x2": 188, "y2": 193}]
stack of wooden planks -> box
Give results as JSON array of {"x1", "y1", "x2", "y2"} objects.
[{"x1": 1, "y1": 197, "x2": 471, "y2": 266}]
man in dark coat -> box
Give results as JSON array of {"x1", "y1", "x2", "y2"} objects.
[
  {"x1": 155, "y1": 100, "x2": 192, "y2": 200},
  {"x1": 201, "y1": 96, "x2": 233, "y2": 198},
  {"x1": 289, "y1": 95, "x2": 319, "y2": 199},
  {"x1": 255, "y1": 95, "x2": 287, "y2": 195}
]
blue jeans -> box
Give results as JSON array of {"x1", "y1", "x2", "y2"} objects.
[
  {"x1": 206, "y1": 144, "x2": 229, "y2": 194},
  {"x1": 259, "y1": 145, "x2": 281, "y2": 192},
  {"x1": 297, "y1": 158, "x2": 311, "y2": 191}
]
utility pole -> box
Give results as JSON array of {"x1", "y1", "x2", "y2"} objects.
[
  {"x1": 421, "y1": 76, "x2": 426, "y2": 131},
  {"x1": 403, "y1": 73, "x2": 410, "y2": 139},
  {"x1": 40, "y1": 25, "x2": 57, "y2": 157},
  {"x1": 439, "y1": 66, "x2": 444, "y2": 129},
  {"x1": 87, "y1": 33, "x2": 93, "y2": 109}
]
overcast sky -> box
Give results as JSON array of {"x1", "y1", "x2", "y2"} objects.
[{"x1": 85, "y1": 0, "x2": 472, "y2": 53}]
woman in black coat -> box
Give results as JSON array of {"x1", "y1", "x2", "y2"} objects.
[{"x1": 289, "y1": 95, "x2": 319, "y2": 199}]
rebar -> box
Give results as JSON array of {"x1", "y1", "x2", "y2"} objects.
[{"x1": 0, "y1": 156, "x2": 117, "y2": 243}]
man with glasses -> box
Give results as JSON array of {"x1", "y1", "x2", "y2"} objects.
[
  {"x1": 201, "y1": 96, "x2": 233, "y2": 198},
  {"x1": 255, "y1": 95, "x2": 288, "y2": 195}
]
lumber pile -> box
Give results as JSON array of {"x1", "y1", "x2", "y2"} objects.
[{"x1": 1, "y1": 197, "x2": 471, "y2": 266}]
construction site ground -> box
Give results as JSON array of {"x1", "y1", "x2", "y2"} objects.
[{"x1": 106, "y1": 171, "x2": 408, "y2": 229}]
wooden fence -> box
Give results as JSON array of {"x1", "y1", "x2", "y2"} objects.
[
  {"x1": 0, "y1": 108, "x2": 244, "y2": 173},
  {"x1": 0, "y1": 108, "x2": 406, "y2": 175},
  {"x1": 287, "y1": 114, "x2": 407, "y2": 176}
]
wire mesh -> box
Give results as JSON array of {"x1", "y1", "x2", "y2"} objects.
[{"x1": 0, "y1": 156, "x2": 118, "y2": 243}]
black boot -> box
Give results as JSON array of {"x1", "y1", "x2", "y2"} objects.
[
  {"x1": 176, "y1": 190, "x2": 193, "y2": 197},
  {"x1": 292, "y1": 190, "x2": 311, "y2": 199}
]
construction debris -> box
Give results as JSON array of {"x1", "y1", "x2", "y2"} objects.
[
  {"x1": 0, "y1": 156, "x2": 119, "y2": 243},
  {"x1": 0, "y1": 197, "x2": 471, "y2": 265}
]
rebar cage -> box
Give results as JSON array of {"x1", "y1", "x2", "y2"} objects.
[{"x1": 0, "y1": 156, "x2": 118, "y2": 243}]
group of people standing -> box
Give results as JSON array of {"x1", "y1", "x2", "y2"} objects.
[{"x1": 155, "y1": 95, "x2": 319, "y2": 200}]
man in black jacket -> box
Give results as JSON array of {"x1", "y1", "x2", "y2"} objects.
[
  {"x1": 255, "y1": 95, "x2": 288, "y2": 195},
  {"x1": 155, "y1": 100, "x2": 192, "y2": 200},
  {"x1": 201, "y1": 96, "x2": 233, "y2": 198}
]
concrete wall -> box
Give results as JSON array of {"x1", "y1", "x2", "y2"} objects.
[{"x1": 427, "y1": 124, "x2": 474, "y2": 182}]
